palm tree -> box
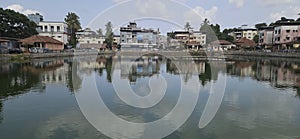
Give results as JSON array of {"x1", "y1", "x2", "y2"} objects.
[
  {"x1": 184, "y1": 22, "x2": 192, "y2": 31},
  {"x1": 64, "y1": 12, "x2": 81, "y2": 48}
]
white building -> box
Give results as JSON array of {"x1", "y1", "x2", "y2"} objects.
[
  {"x1": 37, "y1": 21, "x2": 68, "y2": 44},
  {"x1": 76, "y1": 28, "x2": 105, "y2": 49},
  {"x1": 229, "y1": 28, "x2": 257, "y2": 40}
]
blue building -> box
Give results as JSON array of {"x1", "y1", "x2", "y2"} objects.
[{"x1": 27, "y1": 13, "x2": 43, "y2": 24}]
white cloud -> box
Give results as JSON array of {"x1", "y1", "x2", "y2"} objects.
[
  {"x1": 5, "y1": 4, "x2": 41, "y2": 15},
  {"x1": 268, "y1": 6, "x2": 300, "y2": 21},
  {"x1": 184, "y1": 6, "x2": 218, "y2": 28},
  {"x1": 261, "y1": 0, "x2": 295, "y2": 6},
  {"x1": 228, "y1": 0, "x2": 244, "y2": 8},
  {"x1": 135, "y1": 0, "x2": 169, "y2": 18}
]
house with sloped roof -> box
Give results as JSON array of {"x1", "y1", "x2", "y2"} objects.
[
  {"x1": 19, "y1": 35, "x2": 64, "y2": 51},
  {"x1": 209, "y1": 40, "x2": 236, "y2": 51},
  {"x1": 235, "y1": 37, "x2": 256, "y2": 49}
]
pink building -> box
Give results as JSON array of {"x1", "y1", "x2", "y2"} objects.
[{"x1": 273, "y1": 22, "x2": 300, "y2": 49}]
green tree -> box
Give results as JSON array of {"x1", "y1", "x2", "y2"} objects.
[
  {"x1": 0, "y1": 8, "x2": 38, "y2": 39},
  {"x1": 253, "y1": 35, "x2": 259, "y2": 43},
  {"x1": 255, "y1": 23, "x2": 268, "y2": 30},
  {"x1": 97, "y1": 28, "x2": 103, "y2": 36},
  {"x1": 105, "y1": 21, "x2": 114, "y2": 50},
  {"x1": 184, "y1": 22, "x2": 192, "y2": 31},
  {"x1": 167, "y1": 31, "x2": 175, "y2": 39},
  {"x1": 64, "y1": 12, "x2": 81, "y2": 48}
]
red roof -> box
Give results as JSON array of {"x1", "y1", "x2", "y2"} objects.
[
  {"x1": 211, "y1": 40, "x2": 232, "y2": 45},
  {"x1": 19, "y1": 35, "x2": 63, "y2": 45},
  {"x1": 235, "y1": 37, "x2": 256, "y2": 47}
]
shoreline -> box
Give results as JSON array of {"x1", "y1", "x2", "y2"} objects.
[{"x1": 0, "y1": 51, "x2": 299, "y2": 62}]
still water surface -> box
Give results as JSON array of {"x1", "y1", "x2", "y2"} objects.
[{"x1": 0, "y1": 55, "x2": 299, "y2": 139}]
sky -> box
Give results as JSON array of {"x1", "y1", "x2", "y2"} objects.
[{"x1": 1, "y1": 0, "x2": 300, "y2": 34}]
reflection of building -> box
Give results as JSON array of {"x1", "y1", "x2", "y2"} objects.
[
  {"x1": 119, "y1": 57, "x2": 160, "y2": 82},
  {"x1": 41, "y1": 62, "x2": 68, "y2": 84},
  {"x1": 120, "y1": 22, "x2": 159, "y2": 50}
]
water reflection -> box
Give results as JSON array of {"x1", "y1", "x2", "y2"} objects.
[
  {"x1": 0, "y1": 56, "x2": 299, "y2": 139},
  {"x1": 227, "y1": 59, "x2": 300, "y2": 96}
]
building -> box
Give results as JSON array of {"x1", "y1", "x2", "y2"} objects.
[
  {"x1": 76, "y1": 28, "x2": 105, "y2": 49},
  {"x1": 209, "y1": 40, "x2": 236, "y2": 51},
  {"x1": 229, "y1": 28, "x2": 257, "y2": 41},
  {"x1": 235, "y1": 37, "x2": 256, "y2": 49},
  {"x1": 258, "y1": 27, "x2": 274, "y2": 48},
  {"x1": 167, "y1": 30, "x2": 206, "y2": 50},
  {"x1": 120, "y1": 22, "x2": 159, "y2": 51},
  {"x1": 37, "y1": 21, "x2": 68, "y2": 45},
  {"x1": 273, "y1": 22, "x2": 300, "y2": 49},
  {"x1": 19, "y1": 35, "x2": 64, "y2": 51},
  {"x1": 27, "y1": 13, "x2": 43, "y2": 24},
  {"x1": 0, "y1": 37, "x2": 19, "y2": 49}
]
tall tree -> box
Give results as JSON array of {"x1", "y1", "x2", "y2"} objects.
[
  {"x1": 97, "y1": 28, "x2": 103, "y2": 36},
  {"x1": 253, "y1": 35, "x2": 259, "y2": 43},
  {"x1": 105, "y1": 21, "x2": 114, "y2": 49},
  {"x1": 184, "y1": 22, "x2": 192, "y2": 31},
  {"x1": 0, "y1": 8, "x2": 38, "y2": 39},
  {"x1": 64, "y1": 12, "x2": 81, "y2": 48}
]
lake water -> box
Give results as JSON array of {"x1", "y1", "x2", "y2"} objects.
[{"x1": 0, "y1": 55, "x2": 299, "y2": 139}]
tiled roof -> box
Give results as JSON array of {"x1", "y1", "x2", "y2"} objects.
[
  {"x1": 19, "y1": 35, "x2": 63, "y2": 45},
  {"x1": 235, "y1": 37, "x2": 256, "y2": 47},
  {"x1": 211, "y1": 40, "x2": 232, "y2": 45}
]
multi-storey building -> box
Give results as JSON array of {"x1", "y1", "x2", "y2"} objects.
[
  {"x1": 76, "y1": 28, "x2": 105, "y2": 49},
  {"x1": 27, "y1": 13, "x2": 43, "y2": 24},
  {"x1": 229, "y1": 28, "x2": 257, "y2": 41},
  {"x1": 258, "y1": 27, "x2": 274, "y2": 48},
  {"x1": 37, "y1": 21, "x2": 68, "y2": 44},
  {"x1": 120, "y1": 22, "x2": 159, "y2": 50},
  {"x1": 273, "y1": 22, "x2": 300, "y2": 49},
  {"x1": 167, "y1": 30, "x2": 206, "y2": 50}
]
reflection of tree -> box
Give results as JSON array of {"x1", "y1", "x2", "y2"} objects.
[
  {"x1": 296, "y1": 87, "x2": 300, "y2": 98},
  {"x1": 105, "y1": 57, "x2": 113, "y2": 83},
  {"x1": 0, "y1": 63, "x2": 40, "y2": 98},
  {"x1": 0, "y1": 102, "x2": 2, "y2": 123},
  {"x1": 199, "y1": 62, "x2": 212, "y2": 86},
  {"x1": 66, "y1": 61, "x2": 82, "y2": 93}
]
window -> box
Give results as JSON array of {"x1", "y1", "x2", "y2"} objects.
[
  {"x1": 57, "y1": 36, "x2": 62, "y2": 38},
  {"x1": 50, "y1": 26, "x2": 54, "y2": 32},
  {"x1": 44, "y1": 26, "x2": 48, "y2": 32},
  {"x1": 87, "y1": 41, "x2": 90, "y2": 44},
  {"x1": 57, "y1": 26, "x2": 61, "y2": 32},
  {"x1": 98, "y1": 41, "x2": 101, "y2": 44},
  {"x1": 286, "y1": 30, "x2": 290, "y2": 33},
  {"x1": 286, "y1": 37, "x2": 290, "y2": 40}
]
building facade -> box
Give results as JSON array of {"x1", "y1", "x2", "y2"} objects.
[
  {"x1": 27, "y1": 13, "x2": 43, "y2": 24},
  {"x1": 229, "y1": 28, "x2": 257, "y2": 41},
  {"x1": 120, "y1": 22, "x2": 159, "y2": 50},
  {"x1": 258, "y1": 27, "x2": 274, "y2": 48},
  {"x1": 273, "y1": 23, "x2": 300, "y2": 48},
  {"x1": 37, "y1": 21, "x2": 68, "y2": 45}
]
